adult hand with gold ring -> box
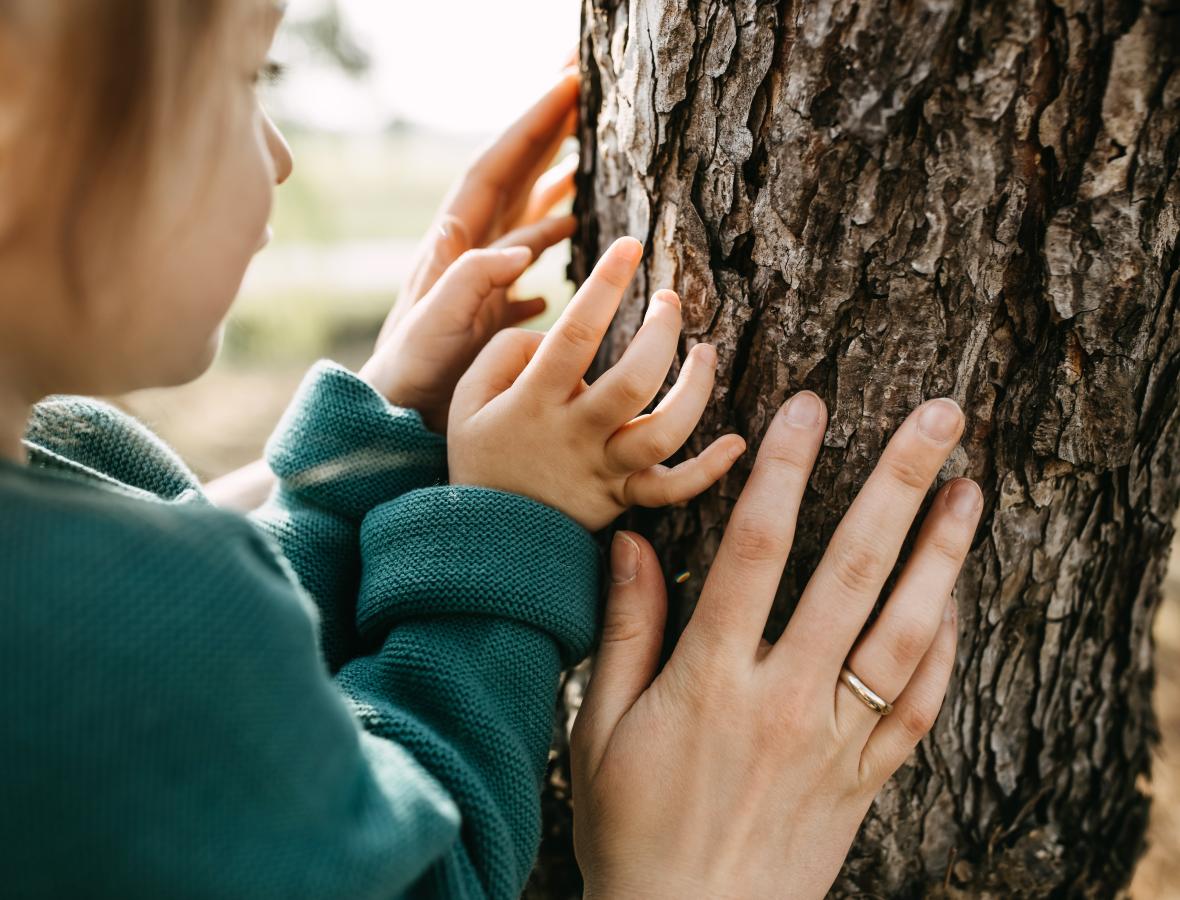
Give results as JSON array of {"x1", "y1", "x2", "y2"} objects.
[{"x1": 570, "y1": 392, "x2": 982, "y2": 899}]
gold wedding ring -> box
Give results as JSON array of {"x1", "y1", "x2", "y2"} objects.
[{"x1": 838, "y1": 667, "x2": 893, "y2": 716}]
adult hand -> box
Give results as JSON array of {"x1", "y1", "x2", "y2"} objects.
[
  {"x1": 359, "y1": 68, "x2": 579, "y2": 433},
  {"x1": 570, "y1": 393, "x2": 981, "y2": 898},
  {"x1": 374, "y1": 66, "x2": 579, "y2": 350}
]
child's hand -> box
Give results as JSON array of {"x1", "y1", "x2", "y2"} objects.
[
  {"x1": 447, "y1": 237, "x2": 747, "y2": 532},
  {"x1": 357, "y1": 215, "x2": 574, "y2": 434}
]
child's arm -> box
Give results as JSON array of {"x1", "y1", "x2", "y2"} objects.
[{"x1": 244, "y1": 359, "x2": 449, "y2": 672}]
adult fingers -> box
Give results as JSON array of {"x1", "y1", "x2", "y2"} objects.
[
  {"x1": 571, "y1": 532, "x2": 668, "y2": 781},
  {"x1": 489, "y1": 213, "x2": 577, "y2": 259},
  {"x1": 858, "y1": 595, "x2": 958, "y2": 789},
  {"x1": 379, "y1": 215, "x2": 472, "y2": 346},
  {"x1": 623, "y1": 436, "x2": 747, "y2": 508},
  {"x1": 518, "y1": 236, "x2": 642, "y2": 402},
  {"x1": 519, "y1": 153, "x2": 578, "y2": 226},
  {"x1": 678, "y1": 391, "x2": 827, "y2": 661},
  {"x1": 576, "y1": 290, "x2": 683, "y2": 430},
  {"x1": 829, "y1": 478, "x2": 981, "y2": 739},
  {"x1": 776, "y1": 399, "x2": 965, "y2": 683},
  {"x1": 605, "y1": 342, "x2": 718, "y2": 472},
  {"x1": 445, "y1": 69, "x2": 579, "y2": 246},
  {"x1": 451, "y1": 327, "x2": 544, "y2": 418},
  {"x1": 500, "y1": 107, "x2": 578, "y2": 231}
]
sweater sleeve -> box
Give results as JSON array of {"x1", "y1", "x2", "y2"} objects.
[
  {"x1": 247, "y1": 360, "x2": 448, "y2": 672},
  {"x1": 337, "y1": 485, "x2": 603, "y2": 897},
  {"x1": 2, "y1": 489, "x2": 601, "y2": 899}
]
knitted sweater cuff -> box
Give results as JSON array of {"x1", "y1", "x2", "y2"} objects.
[
  {"x1": 357, "y1": 485, "x2": 604, "y2": 667},
  {"x1": 264, "y1": 360, "x2": 448, "y2": 521}
]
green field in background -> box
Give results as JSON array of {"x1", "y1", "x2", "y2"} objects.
[{"x1": 222, "y1": 127, "x2": 572, "y2": 365}]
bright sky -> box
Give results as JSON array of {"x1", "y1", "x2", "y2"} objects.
[{"x1": 269, "y1": 0, "x2": 581, "y2": 134}]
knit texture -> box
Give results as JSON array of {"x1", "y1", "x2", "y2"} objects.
[{"x1": 0, "y1": 360, "x2": 604, "y2": 899}]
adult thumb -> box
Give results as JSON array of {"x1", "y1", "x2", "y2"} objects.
[{"x1": 572, "y1": 531, "x2": 668, "y2": 775}]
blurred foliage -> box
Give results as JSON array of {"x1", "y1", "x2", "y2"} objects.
[
  {"x1": 285, "y1": 1, "x2": 371, "y2": 77},
  {"x1": 223, "y1": 129, "x2": 571, "y2": 366},
  {"x1": 268, "y1": 129, "x2": 477, "y2": 242}
]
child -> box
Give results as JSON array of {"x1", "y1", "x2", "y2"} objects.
[{"x1": 0, "y1": 2, "x2": 742, "y2": 896}]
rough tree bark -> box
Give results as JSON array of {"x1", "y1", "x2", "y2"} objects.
[{"x1": 525, "y1": 1, "x2": 1180, "y2": 897}]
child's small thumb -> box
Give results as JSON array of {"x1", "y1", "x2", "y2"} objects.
[{"x1": 573, "y1": 532, "x2": 668, "y2": 769}]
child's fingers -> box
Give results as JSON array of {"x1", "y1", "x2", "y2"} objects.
[
  {"x1": 489, "y1": 214, "x2": 577, "y2": 259},
  {"x1": 425, "y1": 246, "x2": 534, "y2": 323},
  {"x1": 519, "y1": 154, "x2": 578, "y2": 226},
  {"x1": 452, "y1": 327, "x2": 545, "y2": 417},
  {"x1": 576, "y1": 290, "x2": 683, "y2": 430},
  {"x1": 518, "y1": 236, "x2": 642, "y2": 402},
  {"x1": 623, "y1": 435, "x2": 747, "y2": 508},
  {"x1": 604, "y1": 342, "x2": 718, "y2": 470}
]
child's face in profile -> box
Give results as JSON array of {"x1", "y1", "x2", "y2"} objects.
[
  {"x1": 0, "y1": 0, "x2": 292, "y2": 397},
  {"x1": 121, "y1": 0, "x2": 294, "y2": 388}
]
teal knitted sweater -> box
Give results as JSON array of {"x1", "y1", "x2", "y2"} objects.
[{"x1": 0, "y1": 360, "x2": 604, "y2": 898}]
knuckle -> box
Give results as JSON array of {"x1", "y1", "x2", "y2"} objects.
[
  {"x1": 882, "y1": 452, "x2": 934, "y2": 493},
  {"x1": 898, "y1": 699, "x2": 940, "y2": 741},
  {"x1": 643, "y1": 427, "x2": 678, "y2": 462},
  {"x1": 665, "y1": 644, "x2": 730, "y2": 714},
  {"x1": 557, "y1": 316, "x2": 600, "y2": 349},
  {"x1": 885, "y1": 619, "x2": 933, "y2": 669},
  {"x1": 759, "y1": 691, "x2": 815, "y2": 743},
  {"x1": 614, "y1": 372, "x2": 652, "y2": 407},
  {"x1": 830, "y1": 539, "x2": 886, "y2": 596},
  {"x1": 727, "y1": 515, "x2": 785, "y2": 565},
  {"x1": 599, "y1": 610, "x2": 649, "y2": 647},
  {"x1": 926, "y1": 527, "x2": 968, "y2": 565}
]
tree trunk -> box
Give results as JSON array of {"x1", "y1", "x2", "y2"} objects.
[{"x1": 527, "y1": 0, "x2": 1180, "y2": 896}]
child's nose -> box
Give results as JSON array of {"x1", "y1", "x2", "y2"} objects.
[{"x1": 263, "y1": 111, "x2": 294, "y2": 186}]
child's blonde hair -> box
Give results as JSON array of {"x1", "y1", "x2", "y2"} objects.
[{"x1": 2, "y1": 0, "x2": 231, "y2": 279}]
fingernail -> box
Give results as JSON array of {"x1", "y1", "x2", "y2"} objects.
[
  {"x1": 784, "y1": 391, "x2": 821, "y2": 426},
  {"x1": 918, "y1": 398, "x2": 963, "y2": 442},
  {"x1": 946, "y1": 478, "x2": 982, "y2": 519},
  {"x1": 611, "y1": 532, "x2": 640, "y2": 584},
  {"x1": 696, "y1": 343, "x2": 717, "y2": 365},
  {"x1": 727, "y1": 439, "x2": 746, "y2": 461}
]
